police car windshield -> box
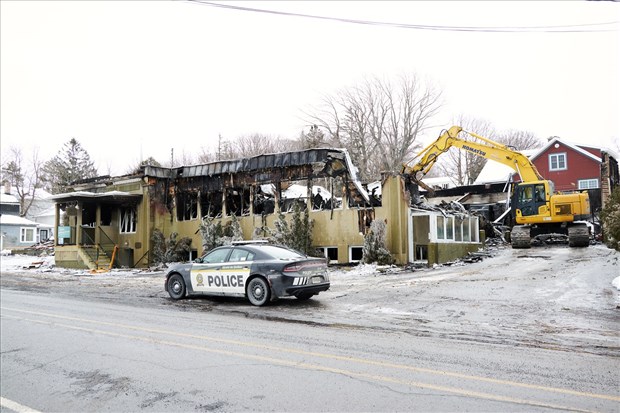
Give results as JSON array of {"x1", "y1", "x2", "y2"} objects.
[{"x1": 259, "y1": 245, "x2": 305, "y2": 260}]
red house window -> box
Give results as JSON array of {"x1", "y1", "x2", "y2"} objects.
[{"x1": 549, "y1": 153, "x2": 567, "y2": 171}]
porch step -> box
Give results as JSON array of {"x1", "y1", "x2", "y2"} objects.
[{"x1": 78, "y1": 246, "x2": 114, "y2": 270}]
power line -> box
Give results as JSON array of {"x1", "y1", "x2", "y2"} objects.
[{"x1": 185, "y1": 0, "x2": 618, "y2": 33}]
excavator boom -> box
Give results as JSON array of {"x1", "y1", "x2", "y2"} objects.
[{"x1": 403, "y1": 126, "x2": 543, "y2": 183}]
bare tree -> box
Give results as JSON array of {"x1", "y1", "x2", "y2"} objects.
[
  {"x1": 435, "y1": 116, "x2": 543, "y2": 186},
  {"x1": 299, "y1": 125, "x2": 327, "y2": 149},
  {"x1": 303, "y1": 74, "x2": 442, "y2": 181},
  {"x1": 435, "y1": 116, "x2": 497, "y2": 186},
  {"x1": 233, "y1": 133, "x2": 300, "y2": 157},
  {"x1": 1, "y1": 146, "x2": 46, "y2": 217},
  {"x1": 496, "y1": 129, "x2": 543, "y2": 150},
  {"x1": 196, "y1": 133, "x2": 302, "y2": 164}
]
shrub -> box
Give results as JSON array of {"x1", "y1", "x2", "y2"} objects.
[
  {"x1": 601, "y1": 186, "x2": 620, "y2": 251},
  {"x1": 150, "y1": 229, "x2": 192, "y2": 264}
]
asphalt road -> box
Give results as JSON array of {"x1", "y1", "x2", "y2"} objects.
[
  {"x1": 1, "y1": 244, "x2": 619, "y2": 412},
  {"x1": 1, "y1": 289, "x2": 619, "y2": 413}
]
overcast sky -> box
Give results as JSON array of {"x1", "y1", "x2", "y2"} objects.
[{"x1": 1, "y1": 1, "x2": 618, "y2": 176}]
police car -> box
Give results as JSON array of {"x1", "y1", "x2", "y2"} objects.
[{"x1": 164, "y1": 241, "x2": 330, "y2": 306}]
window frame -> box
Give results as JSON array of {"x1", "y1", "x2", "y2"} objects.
[
  {"x1": 548, "y1": 153, "x2": 567, "y2": 171},
  {"x1": 577, "y1": 179, "x2": 599, "y2": 190},
  {"x1": 119, "y1": 206, "x2": 137, "y2": 234},
  {"x1": 20, "y1": 227, "x2": 35, "y2": 243}
]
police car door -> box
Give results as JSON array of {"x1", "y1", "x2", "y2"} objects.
[
  {"x1": 191, "y1": 247, "x2": 231, "y2": 294},
  {"x1": 219, "y1": 247, "x2": 254, "y2": 296}
]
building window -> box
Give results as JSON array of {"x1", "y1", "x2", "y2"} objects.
[
  {"x1": 578, "y1": 179, "x2": 599, "y2": 189},
  {"x1": 549, "y1": 153, "x2": 567, "y2": 171},
  {"x1": 349, "y1": 246, "x2": 363, "y2": 262},
  {"x1": 437, "y1": 216, "x2": 445, "y2": 240},
  {"x1": 120, "y1": 207, "x2": 137, "y2": 233},
  {"x1": 317, "y1": 247, "x2": 338, "y2": 263},
  {"x1": 20, "y1": 227, "x2": 35, "y2": 243},
  {"x1": 435, "y1": 215, "x2": 479, "y2": 243},
  {"x1": 177, "y1": 192, "x2": 198, "y2": 221}
]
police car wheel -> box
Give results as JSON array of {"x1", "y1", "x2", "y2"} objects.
[
  {"x1": 247, "y1": 277, "x2": 270, "y2": 306},
  {"x1": 167, "y1": 274, "x2": 186, "y2": 300}
]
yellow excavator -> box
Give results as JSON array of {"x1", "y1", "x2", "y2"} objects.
[{"x1": 401, "y1": 126, "x2": 591, "y2": 248}]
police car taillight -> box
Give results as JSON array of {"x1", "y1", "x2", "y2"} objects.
[{"x1": 283, "y1": 264, "x2": 303, "y2": 272}]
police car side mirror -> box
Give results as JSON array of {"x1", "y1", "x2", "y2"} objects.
[{"x1": 194, "y1": 257, "x2": 204, "y2": 263}]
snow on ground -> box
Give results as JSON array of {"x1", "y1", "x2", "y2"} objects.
[
  {"x1": 613, "y1": 276, "x2": 620, "y2": 291},
  {"x1": 0, "y1": 254, "x2": 162, "y2": 278}
]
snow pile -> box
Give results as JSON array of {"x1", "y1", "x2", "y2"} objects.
[
  {"x1": 613, "y1": 276, "x2": 620, "y2": 291},
  {"x1": 329, "y1": 263, "x2": 382, "y2": 278},
  {"x1": 0, "y1": 254, "x2": 163, "y2": 278},
  {"x1": 1, "y1": 254, "x2": 55, "y2": 272}
]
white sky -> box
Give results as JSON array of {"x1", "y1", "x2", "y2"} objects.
[{"x1": 1, "y1": 1, "x2": 618, "y2": 176}]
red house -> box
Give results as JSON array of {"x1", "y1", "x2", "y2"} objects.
[{"x1": 520, "y1": 137, "x2": 619, "y2": 212}]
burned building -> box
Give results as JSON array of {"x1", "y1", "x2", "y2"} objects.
[{"x1": 51, "y1": 148, "x2": 482, "y2": 269}]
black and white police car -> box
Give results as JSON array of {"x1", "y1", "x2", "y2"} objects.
[{"x1": 164, "y1": 241, "x2": 330, "y2": 306}]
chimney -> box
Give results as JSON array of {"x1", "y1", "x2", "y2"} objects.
[{"x1": 3, "y1": 180, "x2": 10, "y2": 195}]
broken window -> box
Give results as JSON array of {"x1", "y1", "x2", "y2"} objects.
[
  {"x1": 317, "y1": 247, "x2": 338, "y2": 263},
  {"x1": 200, "y1": 191, "x2": 223, "y2": 218},
  {"x1": 253, "y1": 184, "x2": 275, "y2": 215},
  {"x1": 312, "y1": 177, "x2": 342, "y2": 211},
  {"x1": 349, "y1": 246, "x2": 363, "y2": 262},
  {"x1": 415, "y1": 245, "x2": 428, "y2": 261},
  {"x1": 358, "y1": 209, "x2": 374, "y2": 234},
  {"x1": 81, "y1": 203, "x2": 97, "y2": 227},
  {"x1": 176, "y1": 191, "x2": 198, "y2": 221},
  {"x1": 367, "y1": 182, "x2": 382, "y2": 207},
  {"x1": 100, "y1": 204, "x2": 112, "y2": 226},
  {"x1": 280, "y1": 181, "x2": 309, "y2": 213},
  {"x1": 120, "y1": 206, "x2": 137, "y2": 233},
  {"x1": 225, "y1": 188, "x2": 250, "y2": 217},
  {"x1": 347, "y1": 178, "x2": 368, "y2": 208}
]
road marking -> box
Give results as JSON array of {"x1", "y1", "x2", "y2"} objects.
[
  {"x1": 0, "y1": 397, "x2": 42, "y2": 413},
  {"x1": 1, "y1": 314, "x2": 597, "y2": 413},
  {"x1": 2, "y1": 306, "x2": 619, "y2": 405}
]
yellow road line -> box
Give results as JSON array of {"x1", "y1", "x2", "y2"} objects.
[{"x1": 2, "y1": 306, "x2": 618, "y2": 404}]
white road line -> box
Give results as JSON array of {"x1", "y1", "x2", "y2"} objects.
[{"x1": 0, "y1": 397, "x2": 41, "y2": 413}]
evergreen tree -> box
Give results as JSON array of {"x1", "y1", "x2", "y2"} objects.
[
  {"x1": 362, "y1": 220, "x2": 394, "y2": 265},
  {"x1": 199, "y1": 215, "x2": 224, "y2": 251},
  {"x1": 601, "y1": 187, "x2": 620, "y2": 251},
  {"x1": 269, "y1": 202, "x2": 314, "y2": 255},
  {"x1": 43, "y1": 138, "x2": 98, "y2": 194}
]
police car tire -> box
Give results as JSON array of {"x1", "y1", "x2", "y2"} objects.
[
  {"x1": 247, "y1": 277, "x2": 270, "y2": 306},
  {"x1": 167, "y1": 273, "x2": 186, "y2": 300}
]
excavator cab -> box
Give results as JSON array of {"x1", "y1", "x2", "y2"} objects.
[{"x1": 514, "y1": 182, "x2": 549, "y2": 218}]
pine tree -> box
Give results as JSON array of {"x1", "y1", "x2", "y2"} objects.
[
  {"x1": 43, "y1": 138, "x2": 98, "y2": 194},
  {"x1": 199, "y1": 215, "x2": 224, "y2": 251},
  {"x1": 268, "y1": 202, "x2": 314, "y2": 255}
]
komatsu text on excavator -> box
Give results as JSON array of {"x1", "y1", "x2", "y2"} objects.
[{"x1": 401, "y1": 126, "x2": 591, "y2": 248}]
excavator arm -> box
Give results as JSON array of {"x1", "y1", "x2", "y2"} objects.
[{"x1": 402, "y1": 126, "x2": 543, "y2": 187}]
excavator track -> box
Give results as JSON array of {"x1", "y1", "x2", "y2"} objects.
[
  {"x1": 568, "y1": 224, "x2": 590, "y2": 247},
  {"x1": 511, "y1": 225, "x2": 531, "y2": 249}
]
